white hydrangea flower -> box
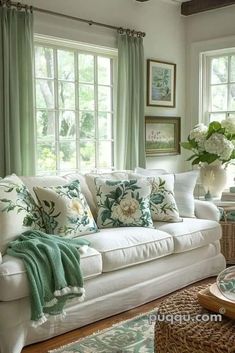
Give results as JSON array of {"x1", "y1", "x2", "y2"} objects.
[
  {"x1": 204, "y1": 133, "x2": 234, "y2": 161},
  {"x1": 221, "y1": 117, "x2": 235, "y2": 134},
  {"x1": 189, "y1": 124, "x2": 208, "y2": 142}
]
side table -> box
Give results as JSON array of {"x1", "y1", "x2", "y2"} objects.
[{"x1": 207, "y1": 199, "x2": 235, "y2": 265}]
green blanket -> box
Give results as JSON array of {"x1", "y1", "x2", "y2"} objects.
[{"x1": 7, "y1": 230, "x2": 90, "y2": 327}]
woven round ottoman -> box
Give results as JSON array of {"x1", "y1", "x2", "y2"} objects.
[{"x1": 154, "y1": 285, "x2": 235, "y2": 353}]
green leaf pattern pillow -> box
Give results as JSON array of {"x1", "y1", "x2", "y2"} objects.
[
  {"x1": 0, "y1": 174, "x2": 42, "y2": 254},
  {"x1": 95, "y1": 179, "x2": 153, "y2": 228},
  {"x1": 34, "y1": 180, "x2": 98, "y2": 237},
  {"x1": 149, "y1": 175, "x2": 181, "y2": 222}
]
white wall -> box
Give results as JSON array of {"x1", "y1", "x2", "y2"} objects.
[
  {"x1": 25, "y1": 0, "x2": 187, "y2": 172},
  {"x1": 186, "y1": 5, "x2": 235, "y2": 134}
]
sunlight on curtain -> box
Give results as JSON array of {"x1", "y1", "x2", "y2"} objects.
[
  {"x1": 0, "y1": 6, "x2": 35, "y2": 177},
  {"x1": 115, "y1": 34, "x2": 146, "y2": 170}
]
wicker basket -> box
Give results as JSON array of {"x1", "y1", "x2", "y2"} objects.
[
  {"x1": 220, "y1": 221, "x2": 235, "y2": 264},
  {"x1": 154, "y1": 285, "x2": 235, "y2": 353}
]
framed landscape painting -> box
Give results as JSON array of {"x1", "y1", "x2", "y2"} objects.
[
  {"x1": 147, "y1": 59, "x2": 176, "y2": 107},
  {"x1": 145, "y1": 116, "x2": 181, "y2": 156}
]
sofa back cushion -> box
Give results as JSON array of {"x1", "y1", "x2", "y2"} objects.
[{"x1": 34, "y1": 180, "x2": 98, "y2": 237}]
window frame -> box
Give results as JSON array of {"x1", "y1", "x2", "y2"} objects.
[
  {"x1": 200, "y1": 48, "x2": 235, "y2": 125},
  {"x1": 34, "y1": 34, "x2": 118, "y2": 175}
]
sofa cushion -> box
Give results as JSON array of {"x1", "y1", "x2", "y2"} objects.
[
  {"x1": 83, "y1": 227, "x2": 174, "y2": 272},
  {"x1": 34, "y1": 180, "x2": 98, "y2": 237},
  {"x1": 154, "y1": 218, "x2": 221, "y2": 253},
  {"x1": 0, "y1": 247, "x2": 102, "y2": 301},
  {"x1": 95, "y1": 179, "x2": 153, "y2": 229}
]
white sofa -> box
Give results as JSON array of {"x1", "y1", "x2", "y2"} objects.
[{"x1": 0, "y1": 174, "x2": 226, "y2": 353}]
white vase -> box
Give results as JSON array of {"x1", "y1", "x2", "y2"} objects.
[{"x1": 200, "y1": 163, "x2": 228, "y2": 199}]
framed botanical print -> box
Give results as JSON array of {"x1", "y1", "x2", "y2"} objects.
[
  {"x1": 147, "y1": 59, "x2": 176, "y2": 107},
  {"x1": 145, "y1": 116, "x2": 181, "y2": 156}
]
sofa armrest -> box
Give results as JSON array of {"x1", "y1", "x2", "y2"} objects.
[{"x1": 194, "y1": 199, "x2": 221, "y2": 222}]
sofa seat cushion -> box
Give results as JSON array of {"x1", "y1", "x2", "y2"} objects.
[
  {"x1": 83, "y1": 227, "x2": 174, "y2": 272},
  {"x1": 0, "y1": 247, "x2": 102, "y2": 301},
  {"x1": 154, "y1": 218, "x2": 221, "y2": 253}
]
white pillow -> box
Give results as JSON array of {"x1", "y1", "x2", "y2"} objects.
[
  {"x1": 132, "y1": 168, "x2": 199, "y2": 218},
  {"x1": 174, "y1": 171, "x2": 199, "y2": 218}
]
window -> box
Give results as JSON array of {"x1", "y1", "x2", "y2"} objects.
[
  {"x1": 201, "y1": 49, "x2": 235, "y2": 124},
  {"x1": 34, "y1": 37, "x2": 116, "y2": 175}
]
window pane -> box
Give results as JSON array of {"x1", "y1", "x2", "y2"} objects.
[
  {"x1": 59, "y1": 111, "x2": 76, "y2": 139},
  {"x1": 79, "y1": 54, "x2": 94, "y2": 83},
  {"x1": 58, "y1": 50, "x2": 75, "y2": 81},
  {"x1": 99, "y1": 141, "x2": 112, "y2": 168},
  {"x1": 209, "y1": 113, "x2": 226, "y2": 123},
  {"x1": 35, "y1": 46, "x2": 54, "y2": 78},
  {"x1": 230, "y1": 56, "x2": 235, "y2": 82},
  {"x1": 228, "y1": 113, "x2": 235, "y2": 119},
  {"x1": 37, "y1": 142, "x2": 56, "y2": 172},
  {"x1": 98, "y1": 57, "x2": 111, "y2": 85},
  {"x1": 79, "y1": 84, "x2": 94, "y2": 110},
  {"x1": 229, "y1": 84, "x2": 235, "y2": 110},
  {"x1": 59, "y1": 141, "x2": 76, "y2": 170},
  {"x1": 80, "y1": 112, "x2": 95, "y2": 139},
  {"x1": 58, "y1": 82, "x2": 75, "y2": 109},
  {"x1": 37, "y1": 111, "x2": 55, "y2": 139},
  {"x1": 211, "y1": 56, "x2": 228, "y2": 84},
  {"x1": 98, "y1": 113, "x2": 112, "y2": 139},
  {"x1": 211, "y1": 85, "x2": 227, "y2": 111},
  {"x1": 98, "y1": 86, "x2": 111, "y2": 111},
  {"x1": 80, "y1": 141, "x2": 95, "y2": 170},
  {"x1": 36, "y1": 80, "x2": 54, "y2": 109}
]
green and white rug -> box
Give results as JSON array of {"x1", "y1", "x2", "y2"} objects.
[{"x1": 49, "y1": 310, "x2": 157, "y2": 353}]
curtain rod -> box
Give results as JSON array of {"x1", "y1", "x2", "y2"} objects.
[{"x1": 0, "y1": 0, "x2": 146, "y2": 37}]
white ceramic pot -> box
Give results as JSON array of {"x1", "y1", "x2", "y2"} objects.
[{"x1": 200, "y1": 163, "x2": 228, "y2": 198}]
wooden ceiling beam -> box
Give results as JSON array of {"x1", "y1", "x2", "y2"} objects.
[{"x1": 181, "y1": 0, "x2": 235, "y2": 16}]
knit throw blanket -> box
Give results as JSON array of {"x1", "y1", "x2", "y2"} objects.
[{"x1": 7, "y1": 230, "x2": 90, "y2": 327}]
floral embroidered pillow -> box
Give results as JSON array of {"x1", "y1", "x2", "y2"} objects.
[
  {"x1": 147, "y1": 175, "x2": 181, "y2": 222},
  {"x1": 130, "y1": 173, "x2": 181, "y2": 222},
  {"x1": 34, "y1": 180, "x2": 98, "y2": 237},
  {"x1": 0, "y1": 174, "x2": 42, "y2": 254},
  {"x1": 95, "y1": 178, "x2": 153, "y2": 229}
]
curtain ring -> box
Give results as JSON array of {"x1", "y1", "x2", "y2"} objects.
[
  {"x1": 126, "y1": 29, "x2": 131, "y2": 36},
  {"x1": 30, "y1": 5, "x2": 33, "y2": 13},
  {"x1": 17, "y1": 2, "x2": 22, "y2": 10},
  {"x1": 131, "y1": 30, "x2": 135, "y2": 37},
  {"x1": 142, "y1": 32, "x2": 146, "y2": 38},
  {"x1": 6, "y1": 0, "x2": 11, "y2": 8},
  {"x1": 25, "y1": 4, "x2": 29, "y2": 11},
  {"x1": 118, "y1": 27, "x2": 124, "y2": 35}
]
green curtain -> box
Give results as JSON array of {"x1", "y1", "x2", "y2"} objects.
[
  {"x1": 0, "y1": 7, "x2": 35, "y2": 177},
  {"x1": 115, "y1": 34, "x2": 146, "y2": 170}
]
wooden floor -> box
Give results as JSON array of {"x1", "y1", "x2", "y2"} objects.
[{"x1": 22, "y1": 277, "x2": 214, "y2": 353}]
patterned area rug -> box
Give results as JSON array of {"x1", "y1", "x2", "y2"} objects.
[{"x1": 49, "y1": 310, "x2": 157, "y2": 353}]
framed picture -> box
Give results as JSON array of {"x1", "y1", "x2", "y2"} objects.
[
  {"x1": 145, "y1": 116, "x2": 181, "y2": 156},
  {"x1": 147, "y1": 59, "x2": 176, "y2": 107}
]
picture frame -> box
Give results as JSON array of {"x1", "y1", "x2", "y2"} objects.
[
  {"x1": 147, "y1": 59, "x2": 176, "y2": 107},
  {"x1": 145, "y1": 116, "x2": 181, "y2": 156}
]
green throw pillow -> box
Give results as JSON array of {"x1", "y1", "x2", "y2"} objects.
[
  {"x1": 95, "y1": 178, "x2": 153, "y2": 229},
  {"x1": 34, "y1": 180, "x2": 98, "y2": 237}
]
